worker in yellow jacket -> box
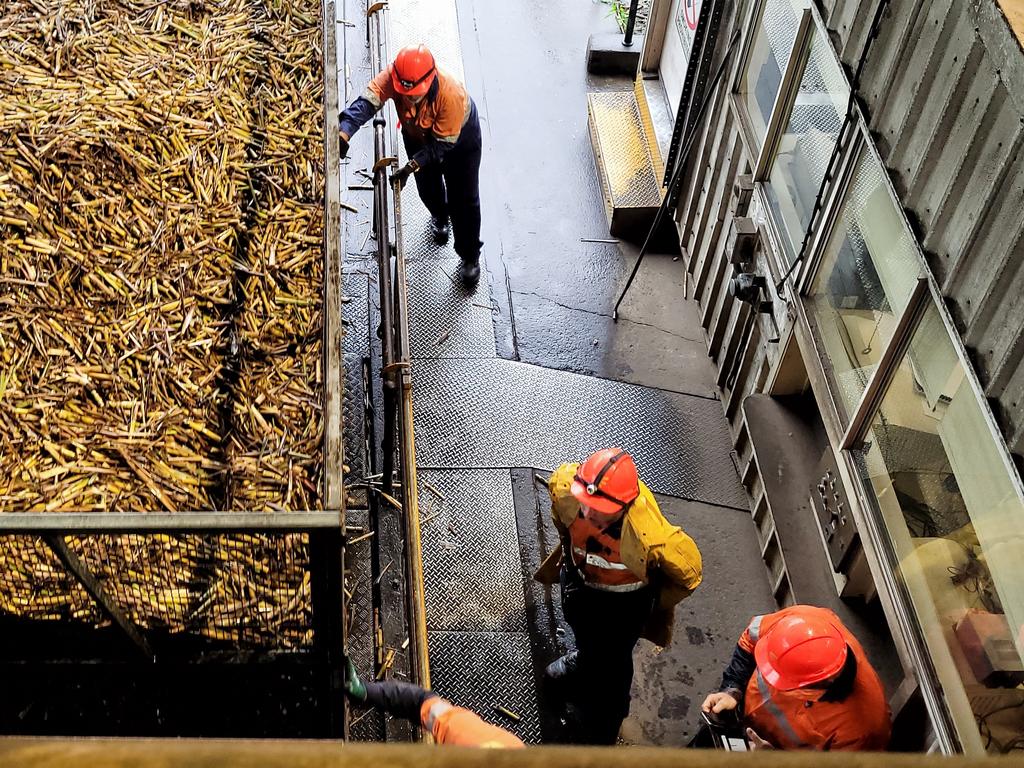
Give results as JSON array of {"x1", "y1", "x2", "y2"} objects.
[{"x1": 534, "y1": 447, "x2": 702, "y2": 744}]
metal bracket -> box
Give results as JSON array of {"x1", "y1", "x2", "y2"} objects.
[
  {"x1": 726, "y1": 215, "x2": 759, "y2": 267},
  {"x1": 42, "y1": 535, "x2": 155, "y2": 660}
]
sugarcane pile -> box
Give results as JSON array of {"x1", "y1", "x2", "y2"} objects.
[
  {"x1": 0, "y1": 0, "x2": 325, "y2": 648},
  {"x1": 0, "y1": 533, "x2": 314, "y2": 646}
]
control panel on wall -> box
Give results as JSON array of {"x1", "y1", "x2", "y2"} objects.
[{"x1": 810, "y1": 449, "x2": 859, "y2": 572}]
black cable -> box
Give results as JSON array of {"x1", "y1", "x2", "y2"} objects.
[
  {"x1": 613, "y1": 27, "x2": 742, "y2": 319},
  {"x1": 774, "y1": 0, "x2": 892, "y2": 296}
]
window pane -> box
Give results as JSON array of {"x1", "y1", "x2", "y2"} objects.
[
  {"x1": 856, "y1": 302, "x2": 1024, "y2": 754},
  {"x1": 762, "y1": 31, "x2": 847, "y2": 263},
  {"x1": 807, "y1": 150, "x2": 923, "y2": 420},
  {"x1": 737, "y1": 0, "x2": 800, "y2": 150}
]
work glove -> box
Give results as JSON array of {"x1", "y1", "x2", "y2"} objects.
[
  {"x1": 390, "y1": 161, "x2": 415, "y2": 190},
  {"x1": 338, "y1": 133, "x2": 349, "y2": 160},
  {"x1": 344, "y1": 657, "x2": 367, "y2": 702}
]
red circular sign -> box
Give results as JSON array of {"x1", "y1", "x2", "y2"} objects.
[{"x1": 684, "y1": 0, "x2": 701, "y2": 30}]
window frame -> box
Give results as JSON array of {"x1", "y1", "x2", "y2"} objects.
[
  {"x1": 749, "y1": 5, "x2": 814, "y2": 182},
  {"x1": 734, "y1": 0, "x2": 1024, "y2": 752},
  {"x1": 730, "y1": 0, "x2": 811, "y2": 162}
]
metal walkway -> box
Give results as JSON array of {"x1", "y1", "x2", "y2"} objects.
[{"x1": 336, "y1": 0, "x2": 767, "y2": 746}]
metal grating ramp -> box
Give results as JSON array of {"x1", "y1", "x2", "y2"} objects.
[
  {"x1": 412, "y1": 357, "x2": 748, "y2": 510},
  {"x1": 587, "y1": 89, "x2": 664, "y2": 237}
]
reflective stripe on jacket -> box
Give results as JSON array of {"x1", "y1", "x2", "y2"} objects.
[
  {"x1": 739, "y1": 606, "x2": 891, "y2": 751},
  {"x1": 568, "y1": 510, "x2": 645, "y2": 591},
  {"x1": 420, "y1": 697, "x2": 525, "y2": 748},
  {"x1": 537, "y1": 462, "x2": 703, "y2": 646}
]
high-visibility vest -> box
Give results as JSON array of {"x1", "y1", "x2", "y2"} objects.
[
  {"x1": 740, "y1": 607, "x2": 891, "y2": 751},
  {"x1": 567, "y1": 511, "x2": 646, "y2": 592},
  {"x1": 420, "y1": 697, "x2": 525, "y2": 748}
]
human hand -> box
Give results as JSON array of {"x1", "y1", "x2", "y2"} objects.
[
  {"x1": 701, "y1": 691, "x2": 739, "y2": 714},
  {"x1": 339, "y1": 133, "x2": 350, "y2": 159},
  {"x1": 746, "y1": 727, "x2": 774, "y2": 750},
  {"x1": 390, "y1": 162, "x2": 415, "y2": 189}
]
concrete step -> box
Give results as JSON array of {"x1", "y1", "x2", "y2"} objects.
[{"x1": 587, "y1": 80, "x2": 665, "y2": 240}]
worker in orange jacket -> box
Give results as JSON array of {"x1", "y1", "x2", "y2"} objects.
[
  {"x1": 339, "y1": 44, "x2": 483, "y2": 286},
  {"x1": 344, "y1": 659, "x2": 524, "y2": 748},
  {"x1": 535, "y1": 448, "x2": 702, "y2": 745},
  {"x1": 701, "y1": 605, "x2": 891, "y2": 751}
]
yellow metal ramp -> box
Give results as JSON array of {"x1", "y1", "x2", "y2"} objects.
[{"x1": 587, "y1": 82, "x2": 665, "y2": 239}]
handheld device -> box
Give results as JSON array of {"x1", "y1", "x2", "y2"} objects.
[{"x1": 700, "y1": 709, "x2": 750, "y2": 751}]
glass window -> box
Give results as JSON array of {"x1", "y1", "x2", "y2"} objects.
[
  {"x1": 856, "y1": 302, "x2": 1024, "y2": 754},
  {"x1": 762, "y1": 31, "x2": 847, "y2": 263},
  {"x1": 737, "y1": 0, "x2": 800, "y2": 150},
  {"x1": 806, "y1": 149, "x2": 923, "y2": 420}
]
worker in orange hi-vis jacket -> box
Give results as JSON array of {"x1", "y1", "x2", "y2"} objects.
[
  {"x1": 344, "y1": 659, "x2": 524, "y2": 748},
  {"x1": 701, "y1": 605, "x2": 891, "y2": 751},
  {"x1": 338, "y1": 44, "x2": 483, "y2": 287}
]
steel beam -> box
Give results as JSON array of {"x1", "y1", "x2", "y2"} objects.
[
  {"x1": 0, "y1": 511, "x2": 343, "y2": 534},
  {"x1": 42, "y1": 535, "x2": 154, "y2": 659}
]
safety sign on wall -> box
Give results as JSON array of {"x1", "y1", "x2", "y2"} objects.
[{"x1": 676, "y1": 0, "x2": 703, "y2": 61}]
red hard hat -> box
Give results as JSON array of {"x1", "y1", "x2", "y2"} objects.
[
  {"x1": 755, "y1": 611, "x2": 848, "y2": 690},
  {"x1": 570, "y1": 448, "x2": 640, "y2": 517},
  {"x1": 391, "y1": 45, "x2": 436, "y2": 97}
]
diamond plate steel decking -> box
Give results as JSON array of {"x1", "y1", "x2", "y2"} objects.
[
  {"x1": 419, "y1": 469, "x2": 527, "y2": 632},
  {"x1": 345, "y1": 509, "x2": 384, "y2": 741},
  {"x1": 427, "y1": 630, "x2": 541, "y2": 744},
  {"x1": 412, "y1": 358, "x2": 748, "y2": 509},
  {"x1": 406, "y1": 260, "x2": 496, "y2": 358},
  {"x1": 588, "y1": 91, "x2": 663, "y2": 210}
]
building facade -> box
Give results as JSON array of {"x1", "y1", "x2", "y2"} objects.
[{"x1": 640, "y1": 0, "x2": 1024, "y2": 754}]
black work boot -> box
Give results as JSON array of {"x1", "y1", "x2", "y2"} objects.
[
  {"x1": 429, "y1": 215, "x2": 450, "y2": 245},
  {"x1": 459, "y1": 255, "x2": 480, "y2": 288},
  {"x1": 545, "y1": 651, "x2": 579, "y2": 681}
]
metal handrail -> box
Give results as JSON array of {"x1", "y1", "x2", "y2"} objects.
[{"x1": 365, "y1": 0, "x2": 431, "y2": 723}]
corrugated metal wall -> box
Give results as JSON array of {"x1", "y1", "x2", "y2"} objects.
[
  {"x1": 676, "y1": 0, "x2": 776, "y2": 409},
  {"x1": 678, "y1": 0, "x2": 1024, "y2": 463},
  {"x1": 818, "y1": 0, "x2": 1024, "y2": 455}
]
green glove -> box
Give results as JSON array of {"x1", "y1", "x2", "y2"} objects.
[{"x1": 345, "y1": 657, "x2": 367, "y2": 702}]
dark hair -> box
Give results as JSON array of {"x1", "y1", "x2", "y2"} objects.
[{"x1": 819, "y1": 645, "x2": 858, "y2": 703}]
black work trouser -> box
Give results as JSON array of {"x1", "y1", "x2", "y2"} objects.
[
  {"x1": 401, "y1": 102, "x2": 483, "y2": 262},
  {"x1": 559, "y1": 565, "x2": 655, "y2": 745}
]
